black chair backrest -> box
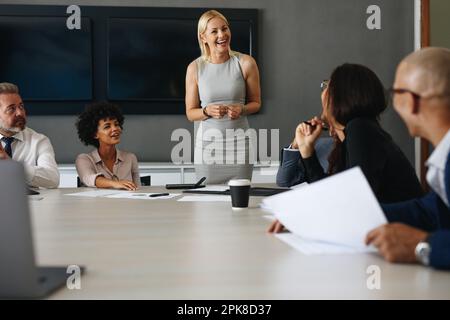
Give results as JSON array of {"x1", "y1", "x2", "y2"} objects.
[
  {"x1": 140, "y1": 176, "x2": 151, "y2": 186},
  {"x1": 76, "y1": 177, "x2": 84, "y2": 188}
]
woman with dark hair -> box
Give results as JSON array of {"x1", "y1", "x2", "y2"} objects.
[
  {"x1": 75, "y1": 102, "x2": 140, "y2": 190},
  {"x1": 270, "y1": 63, "x2": 423, "y2": 232}
]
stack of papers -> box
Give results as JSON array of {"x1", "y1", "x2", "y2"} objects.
[
  {"x1": 65, "y1": 189, "x2": 129, "y2": 197},
  {"x1": 65, "y1": 190, "x2": 178, "y2": 200},
  {"x1": 105, "y1": 193, "x2": 178, "y2": 200},
  {"x1": 262, "y1": 167, "x2": 387, "y2": 254},
  {"x1": 275, "y1": 233, "x2": 377, "y2": 255}
]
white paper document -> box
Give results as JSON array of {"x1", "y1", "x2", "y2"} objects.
[
  {"x1": 290, "y1": 182, "x2": 309, "y2": 190},
  {"x1": 262, "y1": 167, "x2": 387, "y2": 251},
  {"x1": 263, "y1": 213, "x2": 375, "y2": 254},
  {"x1": 105, "y1": 193, "x2": 178, "y2": 200},
  {"x1": 178, "y1": 195, "x2": 230, "y2": 202},
  {"x1": 275, "y1": 233, "x2": 377, "y2": 255},
  {"x1": 201, "y1": 185, "x2": 229, "y2": 192},
  {"x1": 65, "y1": 189, "x2": 130, "y2": 198},
  {"x1": 65, "y1": 190, "x2": 178, "y2": 200}
]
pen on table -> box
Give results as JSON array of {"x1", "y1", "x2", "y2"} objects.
[
  {"x1": 149, "y1": 193, "x2": 170, "y2": 198},
  {"x1": 303, "y1": 121, "x2": 329, "y2": 131}
]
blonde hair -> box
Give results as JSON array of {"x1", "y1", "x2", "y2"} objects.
[
  {"x1": 197, "y1": 10, "x2": 235, "y2": 61},
  {"x1": 0, "y1": 82, "x2": 19, "y2": 95}
]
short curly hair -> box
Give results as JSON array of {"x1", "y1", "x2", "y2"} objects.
[{"x1": 76, "y1": 102, "x2": 125, "y2": 148}]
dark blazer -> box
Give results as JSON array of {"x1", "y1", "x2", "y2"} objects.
[
  {"x1": 276, "y1": 137, "x2": 333, "y2": 187},
  {"x1": 277, "y1": 117, "x2": 423, "y2": 203},
  {"x1": 382, "y1": 153, "x2": 450, "y2": 270}
]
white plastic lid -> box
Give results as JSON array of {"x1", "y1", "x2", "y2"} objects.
[{"x1": 228, "y1": 179, "x2": 251, "y2": 187}]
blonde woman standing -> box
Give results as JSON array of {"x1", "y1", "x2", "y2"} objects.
[{"x1": 185, "y1": 10, "x2": 261, "y2": 184}]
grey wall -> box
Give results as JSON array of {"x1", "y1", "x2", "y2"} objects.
[
  {"x1": 431, "y1": 0, "x2": 450, "y2": 48},
  {"x1": 0, "y1": 0, "x2": 416, "y2": 165}
]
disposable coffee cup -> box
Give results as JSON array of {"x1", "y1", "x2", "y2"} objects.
[{"x1": 228, "y1": 179, "x2": 251, "y2": 210}]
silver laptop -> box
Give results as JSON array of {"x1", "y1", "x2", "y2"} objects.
[{"x1": 0, "y1": 160, "x2": 68, "y2": 298}]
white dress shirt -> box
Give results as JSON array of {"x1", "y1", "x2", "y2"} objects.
[
  {"x1": 426, "y1": 129, "x2": 450, "y2": 206},
  {"x1": 0, "y1": 127, "x2": 59, "y2": 188}
]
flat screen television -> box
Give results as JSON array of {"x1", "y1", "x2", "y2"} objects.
[
  {"x1": 108, "y1": 17, "x2": 254, "y2": 101},
  {"x1": 0, "y1": 5, "x2": 257, "y2": 114},
  {"x1": 0, "y1": 16, "x2": 92, "y2": 101}
]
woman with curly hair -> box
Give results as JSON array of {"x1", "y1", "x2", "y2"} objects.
[{"x1": 75, "y1": 102, "x2": 140, "y2": 190}]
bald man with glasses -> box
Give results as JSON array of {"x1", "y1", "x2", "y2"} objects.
[{"x1": 366, "y1": 47, "x2": 450, "y2": 270}]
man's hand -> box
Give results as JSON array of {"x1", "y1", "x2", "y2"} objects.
[
  {"x1": 267, "y1": 219, "x2": 287, "y2": 233},
  {"x1": 0, "y1": 143, "x2": 9, "y2": 160},
  {"x1": 366, "y1": 223, "x2": 429, "y2": 263}
]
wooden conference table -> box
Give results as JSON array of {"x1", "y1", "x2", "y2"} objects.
[{"x1": 29, "y1": 186, "x2": 450, "y2": 299}]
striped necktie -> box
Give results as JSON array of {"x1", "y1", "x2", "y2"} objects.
[{"x1": 1, "y1": 136, "x2": 14, "y2": 158}]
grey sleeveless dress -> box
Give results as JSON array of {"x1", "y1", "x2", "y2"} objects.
[{"x1": 194, "y1": 53, "x2": 254, "y2": 184}]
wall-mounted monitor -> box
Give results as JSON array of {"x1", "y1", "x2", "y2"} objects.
[
  {"x1": 0, "y1": 16, "x2": 92, "y2": 101},
  {"x1": 108, "y1": 18, "x2": 253, "y2": 101},
  {"x1": 0, "y1": 5, "x2": 257, "y2": 114}
]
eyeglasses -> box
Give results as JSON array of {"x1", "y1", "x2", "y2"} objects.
[
  {"x1": 388, "y1": 88, "x2": 421, "y2": 100},
  {"x1": 388, "y1": 87, "x2": 423, "y2": 112},
  {"x1": 320, "y1": 80, "x2": 329, "y2": 92},
  {"x1": 388, "y1": 88, "x2": 439, "y2": 113},
  {"x1": 388, "y1": 87, "x2": 449, "y2": 101},
  {"x1": 3, "y1": 103, "x2": 25, "y2": 115}
]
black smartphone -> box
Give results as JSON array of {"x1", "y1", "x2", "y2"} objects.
[{"x1": 165, "y1": 177, "x2": 206, "y2": 190}]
